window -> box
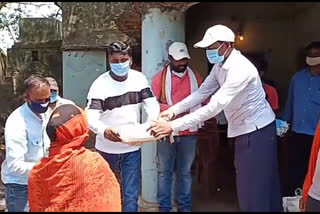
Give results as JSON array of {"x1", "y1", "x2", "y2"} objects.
[{"x1": 32, "y1": 50, "x2": 39, "y2": 61}]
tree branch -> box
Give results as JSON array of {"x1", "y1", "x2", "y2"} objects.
[
  {"x1": 15, "y1": 2, "x2": 48, "y2": 8},
  {"x1": 0, "y1": 2, "x2": 7, "y2": 11},
  {"x1": 54, "y1": 2, "x2": 62, "y2": 10},
  {"x1": 5, "y1": 25, "x2": 16, "y2": 43}
]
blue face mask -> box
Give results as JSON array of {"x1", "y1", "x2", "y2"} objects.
[
  {"x1": 110, "y1": 60, "x2": 130, "y2": 77},
  {"x1": 206, "y1": 43, "x2": 225, "y2": 64},
  {"x1": 28, "y1": 100, "x2": 49, "y2": 114},
  {"x1": 50, "y1": 91, "x2": 58, "y2": 103}
]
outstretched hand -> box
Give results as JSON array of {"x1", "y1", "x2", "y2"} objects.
[
  {"x1": 147, "y1": 120, "x2": 173, "y2": 139},
  {"x1": 158, "y1": 109, "x2": 175, "y2": 121},
  {"x1": 127, "y1": 141, "x2": 144, "y2": 146}
]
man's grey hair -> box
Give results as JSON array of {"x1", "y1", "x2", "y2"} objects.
[{"x1": 24, "y1": 75, "x2": 50, "y2": 94}]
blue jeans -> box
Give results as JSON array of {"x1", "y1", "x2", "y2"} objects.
[
  {"x1": 4, "y1": 183, "x2": 29, "y2": 212},
  {"x1": 157, "y1": 135, "x2": 197, "y2": 212},
  {"x1": 98, "y1": 149, "x2": 141, "y2": 212}
]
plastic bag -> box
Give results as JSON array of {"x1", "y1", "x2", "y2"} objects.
[{"x1": 282, "y1": 188, "x2": 302, "y2": 212}]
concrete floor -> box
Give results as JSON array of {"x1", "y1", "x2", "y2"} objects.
[
  {"x1": 192, "y1": 142, "x2": 240, "y2": 212},
  {"x1": 192, "y1": 178, "x2": 239, "y2": 212}
]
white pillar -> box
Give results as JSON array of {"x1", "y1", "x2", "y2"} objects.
[{"x1": 140, "y1": 8, "x2": 185, "y2": 210}]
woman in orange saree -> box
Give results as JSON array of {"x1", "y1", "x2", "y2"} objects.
[{"x1": 28, "y1": 104, "x2": 121, "y2": 212}]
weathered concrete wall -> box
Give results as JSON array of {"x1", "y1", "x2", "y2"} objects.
[
  {"x1": 140, "y1": 8, "x2": 185, "y2": 206},
  {"x1": 1, "y1": 17, "x2": 62, "y2": 131},
  {"x1": 19, "y1": 18, "x2": 62, "y2": 43},
  {"x1": 61, "y1": 2, "x2": 143, "y2": 92},
  {"x1": 7, "y1": 40, "x2": 62, "y2": 95},
  {"x1": 63, "y1": 50, "x2": 106, "y2": 108},
  {"x1": 0, "y1": 82, "x2": 21, "y2": 124},
  {"x1": 61, "y1": 2, "x2": 196, "y2": 49},
  {"x1": 61, "y1": 2, "x2": 196, "y2": 72},
  {"x1": 61, "y1": 2, "x2": 140, "y2": 49}
]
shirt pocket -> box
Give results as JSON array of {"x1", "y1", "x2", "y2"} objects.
[
  {"x1": 26, "y1": 135, "x2": 44, "y2": 160},
  {"x1": 310, "y1": 90, "x2": 320, "y2": 105}
]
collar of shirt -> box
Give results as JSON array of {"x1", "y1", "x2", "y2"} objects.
[
  {"x1": 56, "y1": 96, "x2": 63, "y2": 105},
  {"x1": 305, "y1": 66, "x2": 320, "y2": 77},
  {"x1": 221, "y1": 49, "x2": 240, "y2": 71},
  {"x1": 24, "y1": 102, "x2": 47, "y2": 122}
]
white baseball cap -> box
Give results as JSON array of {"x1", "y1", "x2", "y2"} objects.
[
  {"x1": 45, "y1": 77, "x2": 59, "y2": 91},
  {"x1": 168, "y1": 42, "x2": 191, "y2": 60},
  {"x1": 194, "y1": 25, "x2": 235, "y2": 48}
]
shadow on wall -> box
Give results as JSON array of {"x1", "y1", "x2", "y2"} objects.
[
  {"x1": 296, "y1": 47, "x2": 308, "y2": 71},
  {"x1": 131, "y1": 45, "x2": 142, "y2": 72},
  {"x1": 0, "y1": 83, "x2": 24, "y2": 126}
]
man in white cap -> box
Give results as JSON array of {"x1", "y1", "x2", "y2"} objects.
[
  {"x1": 151, "y1": 42, "x2": 203, "y2": 212},
  {"x1": 148, "y1": 25, "x2": 282, "y2": 212},
  {"x1": 45, "y1": 77, "x2": 74, "y2": 115}
]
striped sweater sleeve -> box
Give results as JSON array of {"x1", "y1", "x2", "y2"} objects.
[
  {"x1": 86, "y1": 79, "x2": 108, "y2": 136},
  {"x1": 140, "y1": 73, "x2": 160, "y2": 122}
]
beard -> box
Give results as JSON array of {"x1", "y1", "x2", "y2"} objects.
[{"x1": 171, "y1": 64, "x2": 187, "y2": 73}]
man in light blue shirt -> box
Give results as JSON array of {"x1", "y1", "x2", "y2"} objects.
[
  {"x1": 282, "y1": 41, "x2": 320, "y2": 196},
  {"x1": 1, "y1": 75, "x2": 51, "y2": 212}
]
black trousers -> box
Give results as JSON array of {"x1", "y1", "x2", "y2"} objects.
[
  {"x1": 234, "y1": 121, "x2": 281, "y2": 211},
  {"x1": 286, "y1": 132, "x2": 314, "y2": 196},
  {"x1": 217, "y1": 124, "x2": 228, "y2": 146}
]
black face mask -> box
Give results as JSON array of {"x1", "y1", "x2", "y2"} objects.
[{"x1": 27, "y1": 99, "x2": 50, "y2": 114}]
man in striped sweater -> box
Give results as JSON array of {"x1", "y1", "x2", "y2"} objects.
[{"x1": 86, "y1": 41, "x2": 159, "y2": 212}]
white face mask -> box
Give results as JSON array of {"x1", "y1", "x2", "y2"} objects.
[{"x1": 306, "y1": 56, "x2": 320, "y2": 66}]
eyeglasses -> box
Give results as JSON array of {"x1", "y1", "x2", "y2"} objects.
[{"x1": 50, "y1": 89, "x2": 58, "y2": 93}]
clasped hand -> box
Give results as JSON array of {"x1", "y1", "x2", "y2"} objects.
[
  {"x1": 104, "y1": 109, "x2": 176, "y2": 144},
  {"x1": 147, "y1": 109, "x2": 174, "y2": 139}
]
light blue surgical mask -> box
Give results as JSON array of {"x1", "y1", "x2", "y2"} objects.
[
  {"x1": 50, "y1": 91, "x2": 59, "y2": 103},
  {"x1": 110, "y1": 60, "x2": 130, "y2": 77},
  {"x1": 206, "y1": 43, "x2": 225, "y2": 64}
]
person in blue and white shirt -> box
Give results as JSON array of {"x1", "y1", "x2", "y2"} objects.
[
  {"x1": 282, "y1": 41, "x2": 320, "y2": 197},
  {"x1": 1, "y1": 75, "x2": 51, "y2": 212},
  {"x1": 149, "y1": 25, "x2": 282, "y2": 212},
  {"x1": 86, "y1": 41, "x2": 159, "y2": 212}
]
